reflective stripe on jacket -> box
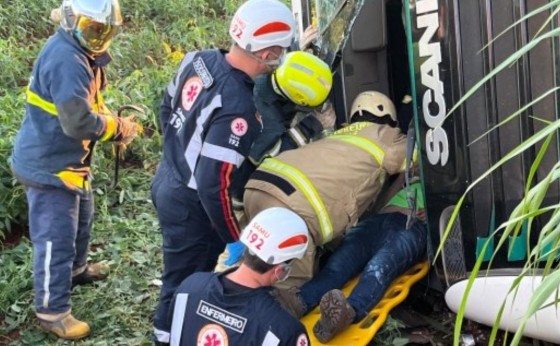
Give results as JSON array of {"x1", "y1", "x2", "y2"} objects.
[
  {"x1": 10, "y1": 28, "x2": 112, "y2": 193},
  {"x1": 245, "y1": 122, "x2": 407, "y2": 245}
]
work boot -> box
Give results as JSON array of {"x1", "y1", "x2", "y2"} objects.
[
  {"x1": 37, "y1": 311, "x2": 90, "y2": 340},
  {"x1": 72, "y1": 262, "x2": 109, "y2": 288},
  {"x1": 313, "y1": 289, "x2": 356, "y2": 343},
  {"x1": 270, "y1": 287, "x2": 307, "y2": 318}
]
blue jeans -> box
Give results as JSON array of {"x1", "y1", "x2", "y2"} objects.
[
  {"x1": 299, "y1": 212, "x2": 427, "y2": 321},
  {"x1": 26, "y1": 184, "x2": 93, "y2": 314},
  {"x1": 151, "y1": 162, "x2": 226, "y2": 336}
]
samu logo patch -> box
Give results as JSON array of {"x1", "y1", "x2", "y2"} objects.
[{"x1": 182, "y1": 76, "x2": 203, "y2": 111}]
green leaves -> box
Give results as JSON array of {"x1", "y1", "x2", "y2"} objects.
[{"x1": 435, "y1": 2, "x2": 560, "y2": 345}]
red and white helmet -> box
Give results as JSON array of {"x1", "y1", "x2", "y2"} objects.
[
  {"x1": 241, "y1": 207, "x2": 309, "y2": 264},
  {"x1": 229, "y1": 0, "x2": 296, "y2": 52}
]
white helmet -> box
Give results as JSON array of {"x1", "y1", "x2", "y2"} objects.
[
  {"x1": 241, "y1": 208, "x2": 309, "y2": 265},
  {"x1": 229, "y1": 0, "x2": 296, "y2": 52},
  {"x1": 350, "y1": 91, "x2": 397, "y2": 124},
  {"x1": 60, "y1": 0, "x2": 122, "y2": 54}
]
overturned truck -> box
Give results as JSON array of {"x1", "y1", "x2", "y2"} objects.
[{"x1": 293, "y1": 0, "x2": 560, "y2": 343}]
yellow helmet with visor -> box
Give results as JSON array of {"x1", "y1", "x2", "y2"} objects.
[{"x1": 272, "y1": 51, "x2": 333, "y2": 108}]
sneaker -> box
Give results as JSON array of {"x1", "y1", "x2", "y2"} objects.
[
  {"x1": 270, "y1": 287, "x2": 307, "y2": 318},
  {"x1": 72, "y1": 262, "x2": 109, "y2": 288},
  {"x1": 37, "y1": 312, "x2": 90, "y2": 340},
  {"x1": 313, "y1": 289, "x2": 356, "y2": 343}
]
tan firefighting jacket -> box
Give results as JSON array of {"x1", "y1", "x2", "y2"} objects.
[{"x1": 244, "y1": 121, "x2": 407, "y2": 246}]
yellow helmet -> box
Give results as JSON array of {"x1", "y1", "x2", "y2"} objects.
[
  {"x1": 272, "y1": 51, "x2": 333, "y2": 108},
  {"x1": 350, "y1": 91, "x2": 397, "y2": 125}
]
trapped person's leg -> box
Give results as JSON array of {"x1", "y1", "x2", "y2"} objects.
[
  {"x1": 298, "y1": 213, "x2": 389, "y2": 311},
  {"x1": 347, "y1": 213, "x2": 427, "y2": 321}
]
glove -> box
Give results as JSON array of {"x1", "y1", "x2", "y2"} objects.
[
  {"x1": 300, "y1": 25, "x2": 318, "y2": 52},
  {"x1": 224, "y1": 241, "x2": 245, "y2": 266},
  {"x1": 312, "y1": 101, "x2": 336, "y2": 130},
  {"x1": 293, "y1": 114, "x2": 324, "y2": 143},
  {"x1": 114, "y1": 115, "x2": 142, "y2": 145}
]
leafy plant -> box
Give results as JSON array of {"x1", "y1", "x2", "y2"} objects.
[{"x1": 435, "y1": 2, "x2": 560, "y2": 345}]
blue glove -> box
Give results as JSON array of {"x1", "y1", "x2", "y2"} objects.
[{"x1": 225, "y1": 241, "x2": 245, "y2": 266}]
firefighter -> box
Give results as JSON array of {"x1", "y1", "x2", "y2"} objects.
[
  {"x1": 248, "y1": 51, "x2": 334, "y2": 166},
  {"x1": 150, "y1": 0, "x2": 296, "y2": 343},
  {"x1": 168, "y1": 208, "x2": 311, "y2": 346},
  {"x1": 242, "y1": 91, "x2": 408, "y2": 287},
  {"x1": 9, "y1": 0, "x2": 141, "y2": 340}
]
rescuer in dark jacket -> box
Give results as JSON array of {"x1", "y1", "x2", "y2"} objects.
[{"x1": 9, "y1": 0, "x2": 141, "y2": 340}]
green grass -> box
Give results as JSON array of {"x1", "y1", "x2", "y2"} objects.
[{"x1": 0, "y1": 0, "x2": 244, "y2": 344}]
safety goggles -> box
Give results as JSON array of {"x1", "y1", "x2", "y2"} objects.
[
  {"x1": 276, "y1": 259, "x2": 295, "y2": 282},
  {"x1": 265, "y1": 48, "x2": 287, "y2": 67},
  {"x1": 251, "y1": 47, "x2": 287, "y2": 68},
  {"x1": 75, "y1": 16, "x2": 120, "y2": 54}
]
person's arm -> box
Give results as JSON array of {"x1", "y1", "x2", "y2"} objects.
[
  {"x1": 382, "y1": 131, "x2": 408, "y2": 175},
  {"x1": 195, "y1": 113, "x2": 259, "y2": 243},
  {"x1": 49, "y1": 55, "x2": 137, "y2": 143},
  {"x1": 159, "y1": 91, "x2": 173, "y2": 135}
]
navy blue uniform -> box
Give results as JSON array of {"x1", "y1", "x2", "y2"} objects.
[
  {"x1": 152, "y1": 49, "x2": 261, "y2": 339},
  {"x1": 9, "y1": 28, "x2": 119, "y2": 315},
  {"x1": 11, "y1": 28, "x2": 117, "y2": 192},
  {"x1": 169, "y1": 271, "x2": 310, "y2": 346}
]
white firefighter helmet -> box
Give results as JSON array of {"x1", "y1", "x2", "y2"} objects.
[{"x1": 350, "y1": 91, "x2": 397, "y2": 124}]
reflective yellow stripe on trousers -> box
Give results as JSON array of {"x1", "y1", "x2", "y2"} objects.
[
  {"x1": 329, "y1": 134, "x2": 385, "y2": 165},
  {"x1": 260, "y1": 158, "x2": 334, "y2": 243},
  {"x1": 26, "y1": 87, "x2": 58, "y2": 116}
]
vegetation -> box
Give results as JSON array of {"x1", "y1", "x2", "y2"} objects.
[
  {"x1": 0, "y1": 0, "x2": 243, "y2": 344},
  {"x1": 438, "y1": 2, "x2": 560, "y2": 345}
]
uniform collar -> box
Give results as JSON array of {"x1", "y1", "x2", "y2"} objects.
[
  {"x1": 219, "y1": 49, "x2": 254, "y2": 87},
  {"x1": 56, "y1": 27, "x2": 112, "y2": 67}
]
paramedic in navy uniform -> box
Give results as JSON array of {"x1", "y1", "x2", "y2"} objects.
[
  {"x1": 150, "y1": 0, "x2": 297, "y2": 343},
  {"x1": 168, "y1": 208, "x2": 311, "y2": 346}
]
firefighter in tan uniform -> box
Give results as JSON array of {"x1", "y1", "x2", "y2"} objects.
[{"x1": 243, "y1": 91, "x2": 408, "y2": 287}]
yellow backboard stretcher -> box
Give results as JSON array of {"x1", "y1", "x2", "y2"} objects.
[{"x1": 300, "y1": 260, "x2": 430, "y2": 346}]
